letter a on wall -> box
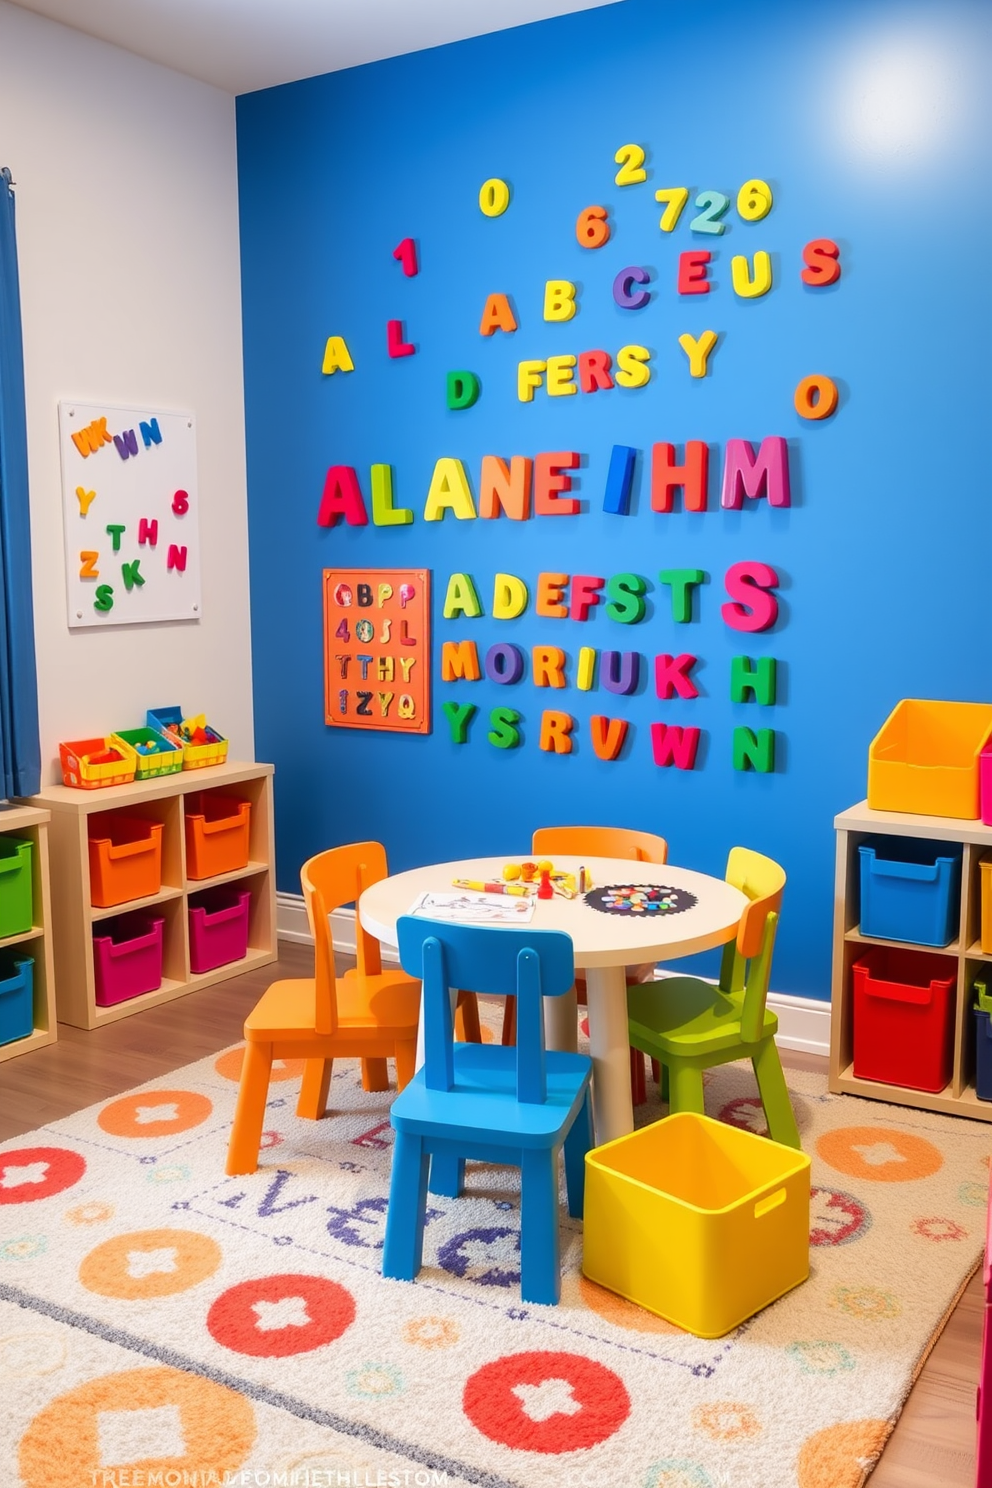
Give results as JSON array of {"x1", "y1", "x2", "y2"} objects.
[
  {"x1": 59, "y1": 401, "x2": 202, "y2": 627},
  {"x1": 323, "y1": 567, "x2": 431, "y2": 734}
]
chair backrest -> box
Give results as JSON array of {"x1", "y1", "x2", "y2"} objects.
[
  {"x1": 719, "y1": 846, "x2": 786, "y2": 1043},
  {"x1": 301, "y1": 841, "x2": 389, "y2": 1036},
  {"x1": 532, "y1": 825, "x2": 668, "y2": 864},
  {"x1": 396, "y1": 917, "x2": 575, "y2": 1104}
]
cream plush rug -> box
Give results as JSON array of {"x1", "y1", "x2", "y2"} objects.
[{"x1": 0, "y1": 1037, "x2": 987, "y2": 1488}]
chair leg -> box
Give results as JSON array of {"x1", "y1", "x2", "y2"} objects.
[
  {"x1": 297, "y1": 1058, "x2": 332, "y2": 1120},
  {"x1": 455, "y1": 991, "x2": 482, "y2": 1043},
  {"x1": 668, "y1": 1061, "x2": 706, "y2": 1116},
  {"x1": 563, "y1": 1089, "x2": 592, "y2": 1219},
  {"x1": 361, "y1": 1058, "x2": 390, "y2": 1091},
  {"x1": 629, "y1": 1046, "x2": 646, "y2": 1105},
  {"x1": 650, "y1": 1058, "x2": 661, "y2": 1087},
  {"x1": 226, "y1": 1040, "x2": 274, "y2": 1176},
  {"x1": 752, "y1": 1038, "x2": 802, "y2": 1149},
  {"x1": 429, "y1": 1151, "x2": 465, "y2": 1197},
  {"x1": 382, "y1": 1129, "x2": 430, "y2": 1281},
  {"x1": 501, "y1": 994, "x2": 517, "y2": 1046},
  {"x1": 520, "y1": 1148, "x2": 561, "y2": 1305},
  {"x1": 395, "y1": 1039, "x2": 417, "y2": 1091}
]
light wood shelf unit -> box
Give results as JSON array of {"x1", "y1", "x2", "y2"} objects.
[
  {"x1": 830, "y1": 799, "x2": 992, "y2": 1123},
  {"x1": 25, "y1": 760, "x2": 276, "y2": 1030},
  {"x1": 0, "y1": 803, "x2": 57, "y2": 1062}
]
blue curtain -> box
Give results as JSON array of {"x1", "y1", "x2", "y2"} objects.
[{"x1": 0, "y1": 167, "x2": 40, "y2": 799}]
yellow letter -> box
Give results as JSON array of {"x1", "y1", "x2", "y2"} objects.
[
  {"x1": 493, "y1": 573, "x2": 528, "y2": 620},
  {"x1": 75, "y1": 486, "x2": 97, "y2": 516},
  {"x1": 424, "y1": 458, "x2": 477, "y2": 521},
  {"x1": 442, "y1": 572, "x2": 483, "y2": 619},
  {"x1": 321, "y1": 335, "x2": 355, "y2": 374},
  {"x1": 678, "y1": 330, "x2": 719, "y2": 378},
  {"x1": 615, "y1": 344, "x2": 652, "y2": 389},
  {"x1": 517, "y1": 360, "x2": 547, "y2": 402},
  {"x1": 543, "y1": 281, "x2": 577, "y2": 322},
  {"x1": 546, "y1": 355, "x2": 577, "y2": 397},
  {"x1": 731, "y1": 251, "x2": 772, "y2": 299}
]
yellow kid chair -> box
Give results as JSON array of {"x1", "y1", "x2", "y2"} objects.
[
  {"x1": 626, "y1": 847, "x2": 801, "y2": 1149},
  {"x1": 225, "y1": 841, "x2": 421, "y2": 1175},
  {"x1": 502, "y1": 826, "x2": 668, "y2": 1105}
]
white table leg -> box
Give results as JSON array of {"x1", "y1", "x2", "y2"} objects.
[
  {"x1": 544, "y1": 986, "x2": 578, "y2": 1053},
  {"x1": 584, "y1": 965, "x2": 633, "y2": 1145}
]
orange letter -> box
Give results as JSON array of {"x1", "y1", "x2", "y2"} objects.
[
  {"x1": 536, "y1": 573, "x2": 569, "y2": 619},
  {"x1": 478, "y1": 455, "x2": 532, "y2": 520},
  {"x1": 534, "y1": 452, "x2": 580, "y2": 516},
  {"x1": 590, "y1": 715, "x2": 628, "y2": 761},
  {"x1": 441, "y1": 640, "x2": 481, "y2": 681},
  {"x1": 479, "y1": 293, "x2": 518, "y2": 335},
  {"x1": 540, "y1": 710, "x2": 574, "y2": 754},
  {"x1": 532, "y1": 646, "x2": 567, "y2": 688}
]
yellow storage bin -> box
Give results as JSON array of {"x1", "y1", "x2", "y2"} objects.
[
  {"x1": 583, "y1": 1112, "x2": 810, "y2": 1337},
  {"x1": 981, "y1": 854, "x2": 992, "y2": 955},
  {"x1": 868, "y1": 699, "x2": 992, "y2": 819}
]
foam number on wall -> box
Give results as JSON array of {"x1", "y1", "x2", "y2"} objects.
[
  {"x1": 690, "y1": 191, "x2": 730, "y2": 234},
  {"x1": 737, "y1": 179, "x2": 773, "y2": 221},
  {"x1": 614, "y1": 143, "x2": 647, "y2": 186},
  {"x1": 576, "y1": 206, "x2": 610, "y2": 249},
  {"x1": 655, "y1": 187, "x2": 689, "y2": 233},
  {"x1": 172, "y1": 490, "x2": 189, "y2": 515},
  {"x1": 479, "y1": 179, "x2": 510, "y2": 217},
  {"x1": 392, "y1": 238, "x2": 418, "y2": 276}
]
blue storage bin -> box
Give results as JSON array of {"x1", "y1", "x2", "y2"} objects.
[
  {"x1": 0, "y1": 951, "x2": 34, "y2": 1046},
  {"x1": 975, "y1": 981, "x2": 992, "y2": 1102},
  {"x1": 858, "y1": 836, "x2": 961, "y2": 947}
]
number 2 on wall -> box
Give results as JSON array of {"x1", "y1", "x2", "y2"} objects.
[
  {"x1": 690, "y1": 191, "x2": 730, "y2": 234},
  {"x1": 614, "y1": 143, "x2": 647, "y2": 186}
]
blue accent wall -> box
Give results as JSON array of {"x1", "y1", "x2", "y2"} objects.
[{"x1": 237, "y1": 0, "x2": 992, "y2": 999}]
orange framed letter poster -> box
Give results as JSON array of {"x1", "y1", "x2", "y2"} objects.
[{"x1": 323, "y1": 568, "x2": 431, "y2": 734}]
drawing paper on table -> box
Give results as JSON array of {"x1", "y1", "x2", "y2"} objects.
[{"x1": 407, "y1": 890, "x2": 536, "y2": 924}]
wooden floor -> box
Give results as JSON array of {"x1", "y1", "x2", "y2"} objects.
[{"x1": 0, "y1": 940, "x2": 981, "y2": 1487}]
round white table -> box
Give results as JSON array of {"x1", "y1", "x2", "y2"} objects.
[{"x1": 358, "y1": 855, "x2": 748, "y2": 1146}]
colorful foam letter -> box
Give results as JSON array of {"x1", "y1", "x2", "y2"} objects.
[
  {"x1": 322, "y1": 337, "x2": 355, "y2": 374},
  {"x1": 605, "y1": 573, "x2": 647, "y2": 624},
  {"x1": 479, "y1": 179, "x2": 510, "y2": 217},
  {"x1": 518, "y1": 361, "x2": 547, "y2": 402},
  {"x1": 677, "y1": 251, "x2": 712, "y2": 295},
  {"x1": 485, "y1": 643, "x2": 525, "y2": 684},
  {"x1": 677, "y1": 330, "x2": 719, "y2": 378},
  {"x1": 602, "y1": 652, "x2": 639, "y2": 695},
  {"x1": 479, "y1": 294, "x2": 518, "y2": 335},
  {"x1": 441, "y1": 641, "x2": 481, "y2": 682},
  {"x1": 424, "y1": 459, "x2": 477, "y2": 521},
  {"x1": 539, "y1": 711, "x2": 574, "y2": 754},
  {"x1": 480, "y1": 457, "x2": 532, "y2": 520},
  {"x1": 578, "y1": 351, "x2": 614, "y2": 392},
  {"x1": 590, "y1": 716, "x2": 628, "y2": 761},
  {"x1": 614, "y1": 346, "x2": 651, "y2": 389},
  {"x1": 731, "y1": 656, "x2": 777, "y2": 704},
  {"x1": 654, "y1": 654, "x2": 699, "y2": 700},
  {"x1": 650, "y1": 723, "x2": 700, "y2": 770},
  {"x1": 731, "y1": 252, "x2": 772, "y2": 298},
  {"x1": 733, "y1": 727, "x2": 775, "y2": 772},
  {"x1": 317, "y1": 466, "x2": 369, "y2": 527},
  {"x1": 794, "y1": 375, "x2": 838, "y2": 420},
  {"x1": 613, "y1": 267, "x2": 650, "y2": 310},
  {"x1": 442, "y1": 572, "x2": 482, "y2": 619},
  {"x1": 534, "y1": 453, "x2": 580, "y2": 516},
  {"x1": 546, "y1": 356, "x2": 577, "y2": 397},
  {"x1": 371, "y1": 464, "x2": 414, "y2": 526},
  {"x1": 536, "y1": 573, "x2": 568, "y2": 619},
  {"x1": 659, "y1": 569, "x2": 705, "y2": 623},
  {"x1": 492, "y1": 572, "x2": 529, "y2": 619},
  {"x1": 447, "y1": 372, "x2": 481, "y2": 410},
  {"x1": 720, "y1": 439, "x2": 791, "y2": 509},
  {"x1": 651, "y1": 443, "x2": 709, "y2": 513},
  {"x1": 801, "y1": 239, "x2": 841, "y2": 286},
  {"x1": 387, "y1": 320, "x2": 416, "y2": 358},
  {"x1": 577, "y1": 647, "x2": 597, "y2": 691},
  {"x1": 442, "y1": 701, "x2": 477, "y2": 743},
  {"x1": 488, "y1": 707, "x2": 521, "y2": 748},
  {"x1": 570, "y1": 575, "x2": 605, "y2": 622},
  {"x1": 602, "y1": 446, "x2": 637, "y2": 515},
  {"x1": 543, "y1": 281, "x2": 577, "y2": 322},
  {"x1": 721, "y1": 563, "x2": 779, "y2": 633},
  {"x1": 75, "y1": 487, "x2": 96, "y2": 516},
  {"x1": 532, "y1": 646, "x2": 567, "y2": 687}
]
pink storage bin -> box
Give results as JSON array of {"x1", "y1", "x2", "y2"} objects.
[
  {"x1": 188, "y1": 886, "x2": 251, "y2": 974},
  {"x1": 93, "y1": 912, "x2": 165, "y2": 1007},
  {"x1": 982, "y1": 738, "x2": 992, "y2": 827}
]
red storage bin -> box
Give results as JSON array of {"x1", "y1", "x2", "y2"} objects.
[
  {"x1": 184, "y1": 794, "x2": 251, "y2": 880},
  {"x1": 188, "y1": 886, "x2": 251, "y2": 973},
  {"x1": 852, "y1": 947, "x2": 956, "y2": 1093},
  {"x1": 93, "y1": 912, "x2": 165, "y2": 1007},
  {"x1": 88, "y1": 814, "x2": 163, "y2": 908}
]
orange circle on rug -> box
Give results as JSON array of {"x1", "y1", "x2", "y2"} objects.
[
  {"x1": 207, "y1": 1273, "x2": 356, "y2": 1356},
  {"x1": 0, "y1": 1147, "x2": 86, "y2": 1205},
  {"x1": 214, "y1": 1047, "x2": 307, "y2": 1083},
  {"x1": 97, "y1": 1090, "x2": 213, "y2": 1138},
  {"x1": 692, "y1": 1401, "x2": 762, "y2": 1442},
  {"x1": 816, "y1": 1126, "x2": 942, "y2": 1182},
  {"x1": 797, "y1": 1417, "x2": 889, "y2": 1488},
  {"x1": 79, "y1": 1228, "x2": 221, "y2": 1299},
  {"x1": 463, "y1": 1351, "x2": 630, "y2": 1452},
  {"x1": 18, "y1": 1365, "x2": 254, "y2": 1488},
  {"x1": 578, "y1": 1276, "x2": 683, "y2": 1335}
]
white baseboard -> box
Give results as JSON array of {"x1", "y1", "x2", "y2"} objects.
[{"x1": 276, "y1": 893, "x2": 831, "y2": 1058}]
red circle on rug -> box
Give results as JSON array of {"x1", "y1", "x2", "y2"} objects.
[
  {"x1": 463, "y1": 1350, "x2": 630, "y2": 1452},
  {"x1": 0, "y1": 1147, "x2": 86, "y2": 1204},
  {"x1": 207, "y1": 1273, "x2": 356, "y2": 1357}
]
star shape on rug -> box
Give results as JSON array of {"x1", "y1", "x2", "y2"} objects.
[
  {"x1": 512, "y1": 1379, "x2": 583, "y2": 1422},
  {"x1": 252, "y1": 1296, "x2": 312, "y2": 1332},
  {"x1": 850, "y1": 1142, "x2": 908, "y2": 1167},
  {"x1": 0, "y1": 1162, "x2": 50, "y2": 1188},
  {"x1": 126, "y1": 1247, "x2": 178, "y2": 1279},
  {"x1": 133, "y1": 1104, "x2": 180, "y2": 1125}
]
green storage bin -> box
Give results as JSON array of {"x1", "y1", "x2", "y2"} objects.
[{"x1": 0, "y1": 836, "x2": 33, "y2": 938}]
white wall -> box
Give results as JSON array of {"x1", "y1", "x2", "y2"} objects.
[{"x1": 0, "y1": 0, "x2": 253, "y2": 781}]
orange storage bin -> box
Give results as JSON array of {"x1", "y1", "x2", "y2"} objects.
[
  {"x1": 184, "y1": 793, "x2": 251, "y2": 880},
  {"x1": 88, "y1": 814, "x2": 164, "y2": 908}
]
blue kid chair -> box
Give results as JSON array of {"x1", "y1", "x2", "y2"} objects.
[{"x1": 382, "y1": 917, "x2": 594, "y2": 1305}]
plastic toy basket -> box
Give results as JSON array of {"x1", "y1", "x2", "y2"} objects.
[
  {"x1": 110, "y1": 728, "x2": 183, "y2": 780},
  {"x1": 147, "y1": 707, "x2": 228, "y2": 771},
  {"x1": 59, "y1": 737, "x2": 137, "y2": 790}
]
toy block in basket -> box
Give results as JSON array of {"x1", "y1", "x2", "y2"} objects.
[
  {"x1": 147, "y1": 706, "x2": 228, "y2": 770},
  {"x1": 59, "y1": 736, "x2": 137, "y2": 790},
  {"x1": 110, "y1": 727, "x2": 183, "y2": 781},
  {"x1": 868, "y1": 699, "x2": 992, "y2": 819}
]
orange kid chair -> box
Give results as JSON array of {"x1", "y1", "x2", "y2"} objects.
[
  {"x1": 225, "y1": 841, "x2": 421, "y2": 1175},
  {"x1": 500, "y1": 826, "x2": 668, "y2": 1104}
]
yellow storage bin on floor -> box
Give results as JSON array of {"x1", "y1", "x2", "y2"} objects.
[
  {"x1": 868, "y1": 699, "x2": 992, "y2": 819},
  {"x1": 583, "y1": 1112, "x2": 810, "y2": 1337}
]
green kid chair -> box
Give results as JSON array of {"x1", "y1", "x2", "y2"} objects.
[{"x1": 626, "y1": 847, "x2": 801, "y2": 1150}]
